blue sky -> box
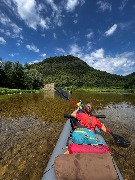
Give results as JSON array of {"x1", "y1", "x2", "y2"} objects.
[{"x1": 0, "y1": 0, "x2": 135, "y2": 76}]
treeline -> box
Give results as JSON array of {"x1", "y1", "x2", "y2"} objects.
[
  {"x1": 0, "y1": 60, "x2": 44, "y2": 90},
  {"x1": 0, "y1": 55, "x2": 135, "y2": 90}
]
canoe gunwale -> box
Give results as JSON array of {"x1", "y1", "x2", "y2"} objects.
[{"x1": 41, "y1": 119, "x2": 123, "y2": 180}]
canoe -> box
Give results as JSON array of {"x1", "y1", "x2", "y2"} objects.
[{"x1": 41, "y1": 119, "x2": 124, "y2": 180}]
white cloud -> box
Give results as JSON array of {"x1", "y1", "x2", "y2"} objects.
[
  {"x1": 40, "y1": 53, "x2": 46, "y2": 59},
  {"x1": 82, "y1": 49, "x2": 135, "y2": 75},
  {"x1": 86, "y1": 41, "x2": 92, "y2": 51},
  {"x1": 0, "y1": 37, "x2": 6, "y2": 44},
  {"x1": 53, "y1": 11, "x2": 63, "y2": 27},
  {"x1": 16, "y1": 43, "x2": 20, "y2": 46},
  {"x1": 13, "y1": 0, "x2": 49, "y2": 30},
  {"x1": 65, "y1": 0, "x2": 85, "y2": 12},
  {"x1": 74, "y1": 13, "x2": 78, "y2": 17},
  {"x1": 119, "y1": 0, "x2": 129, "y2": 11},
  {"x1": 105, "y1": 24, "x2": 117, "y2": 36},
  {"x1": 91, "y1": 48, "x2": 104, "y2": 59},
  {"x1": 5, "y1": 31, "x2": 11, "y2": 36},
  {"x1": 39, "y1": 18, "x2": 49, "y2": 29},
  {"x1": 33, "y1": 60, "x2": 40, "y2": 63},
  {"x1": 46, "y1": 0, "x2": 58, "y2": 11},
  {"x1": 67, "y1": 43, "x2": 135, "y2": 75},
  {"x1": 119, "y1": 21, "x2": 135, "y2": 30},
  {"x1": 0, "y1": 29, "x2": 4, "y2": 33},
  {"x1": 97, "y1": 1, "x2": 112, "y2": 12},
  {"x1": 73, "y1": 20, "x2": 78, "y2": 24},
  {"x1": 41, "y1": 34, "x2": 46, "y2": 37},
  {"x1": 16, "y1": 39, "x2": 23, "y2": 46},
  {"x1": 86, "y1": 32, "x2": 94, "y2": 39},
  {"x1": 26, "y1": 44, "x2": 39, "y2": 52},
  {"x1": 69, "y1": 43, "x2": 83, "y2": 57},
  {"x1": 29, "y1": 59, "x2": 42, "y2": 64},
  {"x1": 42, "y1": 0, "x2": 63, "y2": 27},
  {"x1": 56, "y1": 48, "x2": 66, "y2": 55},
  {"x1": 1, "y1": 0, "x2": 84, "y2": 31},
  {"x1": 0, "y1": 13, "x2": 10, "y2": 25},
  {"x1": 28, "y1": 59, "x2": 43, "y2": 64},
  {"x1": 9, "y1": 53, "x2": 15, "y2": 57},
  {"x1": 53, "y1": 32, "x2": 57, "y2": 39},
  {"x1": 0, "y1": 12, "x2": 22, "y2": 38},
  {"x1": 12, "y1": 24, "x2": 22, "y2": 34},
  {"x1": 9, "y1": 53, "x2": 19, "y2": 57}
]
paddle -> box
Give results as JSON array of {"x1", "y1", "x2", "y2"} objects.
[
  {"x1": 106, "y1": 128, "x2": 131, "y2": 148},
  {"x1": 55, "y1": 88, "x2": 106, "y2": 117},
  {"x1": 55, "y1": 87, "x2": 131, "y2": 148},
  {"x1": 64, "y1": 114, "x2": 106, "y2": 119},
  {"x1": 55, "y1": 87, "x2": 78, "y2": 106}
]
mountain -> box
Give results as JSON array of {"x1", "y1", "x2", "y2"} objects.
[
  {"x1": 126, "y1": 72, "x2": 135, "y2": 78},
  {"x1": 124, "y1": 72, "x2": 135, "y2": 89},
  {"x1": 30, "y1": 55, "x2": 134, "y2": 89}
]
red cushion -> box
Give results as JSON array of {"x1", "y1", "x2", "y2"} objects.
[{"x1": 68, "y1": 143, "x2": 112, "y2": 154}]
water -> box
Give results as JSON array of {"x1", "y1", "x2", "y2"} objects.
[{"x1": 0, "y1": 91, "x2": 135, "y2": 180}]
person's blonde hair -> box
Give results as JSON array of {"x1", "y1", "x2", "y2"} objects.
[{"x1": 84, "y1": 103, "x2": 93, "y2": 115}]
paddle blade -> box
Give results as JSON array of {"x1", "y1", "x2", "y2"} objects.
[
  {"x1": 55, "y1": 87, "x2": 69, "y2": 100},
  {"x1": 112, "y1": 134, "x2": 125, "y2": 142},
  {"x1": 112, "y1": 133, "x2": 131, "y2": 148},
  {"x1": 117, "y1": 140, "x2": 131, "y2": 148}
]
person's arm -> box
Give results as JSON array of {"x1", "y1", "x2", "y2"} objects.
[
  {"x1": 71, "y1": 107, "x2": 79, "y2": 118},
  {"x1": 100, "y1": 124, "x2": 107, "y2": 132},
  {"x1": 96, "y1": 117, "x2": 107, "y2": 132}
]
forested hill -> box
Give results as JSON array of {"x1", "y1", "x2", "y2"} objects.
[{"x1": 30, "y1": 55, "x2": 134, "y2": 89}]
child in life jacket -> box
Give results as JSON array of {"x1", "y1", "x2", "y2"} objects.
[{"x1": 71, "y1": 102, "x2": 107, "y2": 145}]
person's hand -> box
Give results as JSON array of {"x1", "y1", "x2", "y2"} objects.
[{"x1": 77, "y1": 101, "x2": 84, "y2": 110}]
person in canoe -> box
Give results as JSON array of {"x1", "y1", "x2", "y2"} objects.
[{"x1": 70, "y1": 102, "x2": 107, "y2": 145}]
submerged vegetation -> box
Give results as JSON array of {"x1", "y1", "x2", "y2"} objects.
[{"x1": 0, "y1": 55, "x2": 135, "y2": 95}]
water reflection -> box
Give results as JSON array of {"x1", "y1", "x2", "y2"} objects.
[
  {"x1": 43, "y1": 90, "x2": 54, "y2": 99},
  {"x1": 0, "y1": 91, "x2": 135, "y2": 179}
]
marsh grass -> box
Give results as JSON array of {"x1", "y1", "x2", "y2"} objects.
[
  {"x1": 0, "y1": 88, "x2": 44, "y2": 95},
  {"x1": 76, "y1": 87, "x2": 135, "y2": 93},
  {"x1": 0, "y1": 87, "x2": 135, "y2": 96}
]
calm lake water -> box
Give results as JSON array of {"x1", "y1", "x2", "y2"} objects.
[{"x1": 0, "y1": 91, "x2": 135, "y2": 180}]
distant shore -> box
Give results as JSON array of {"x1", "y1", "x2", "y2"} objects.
[
  {"x1": 76, "y1": 87, "x2": 135, "y2": 93},
  {"x1": 0, "y1": 88, "x2": 44, "y2": 95},
  {"x1": 0, "y1": 87, "x2": 134, "y2": 95}
]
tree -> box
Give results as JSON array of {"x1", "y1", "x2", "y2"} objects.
[
  {"x1": 3, "y1": 61, "x2": 13, "y2": 88},
  {"x1": 0, "y1": 57, "x2": 5, "y2": 87},
  {"x1": 23, "y1": 69, "x2": 44, "y2": 89},
  {"x1": 0, "y1": 57, "x2": 2, "y2": 68},
  {"x1": 12, "y1": 62, "x2": 24, "y2": 89},
  {"x1": 23, "y1": 62, "x2": 30, "y2": 70}
]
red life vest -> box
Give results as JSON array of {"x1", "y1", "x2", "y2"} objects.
[{"x1": 76, "y1": 113, "x2": 102, "y2": 132}]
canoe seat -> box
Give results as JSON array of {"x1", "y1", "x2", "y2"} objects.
[{"x1": 54, "y1": 153, "x2": 118, "y2": 180}]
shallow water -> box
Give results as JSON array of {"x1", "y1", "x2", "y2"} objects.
[{"x1": 0, "y1": 91, "x2": 135, "y2": 180}]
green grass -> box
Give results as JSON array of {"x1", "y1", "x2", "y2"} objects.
[
  {"x1": 0, "y1": 88, "x2": 44, "y2": 95},
  {"x1": 0, "y1": 87, "x2": 134, "y2": 95},
  {"x1": 75, "y1": 87, "x2": 135, "y2": 93}
]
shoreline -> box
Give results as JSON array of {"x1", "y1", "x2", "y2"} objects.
[{"x1": 0, "y1": 87, "x2": 135, "y2": 96}]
